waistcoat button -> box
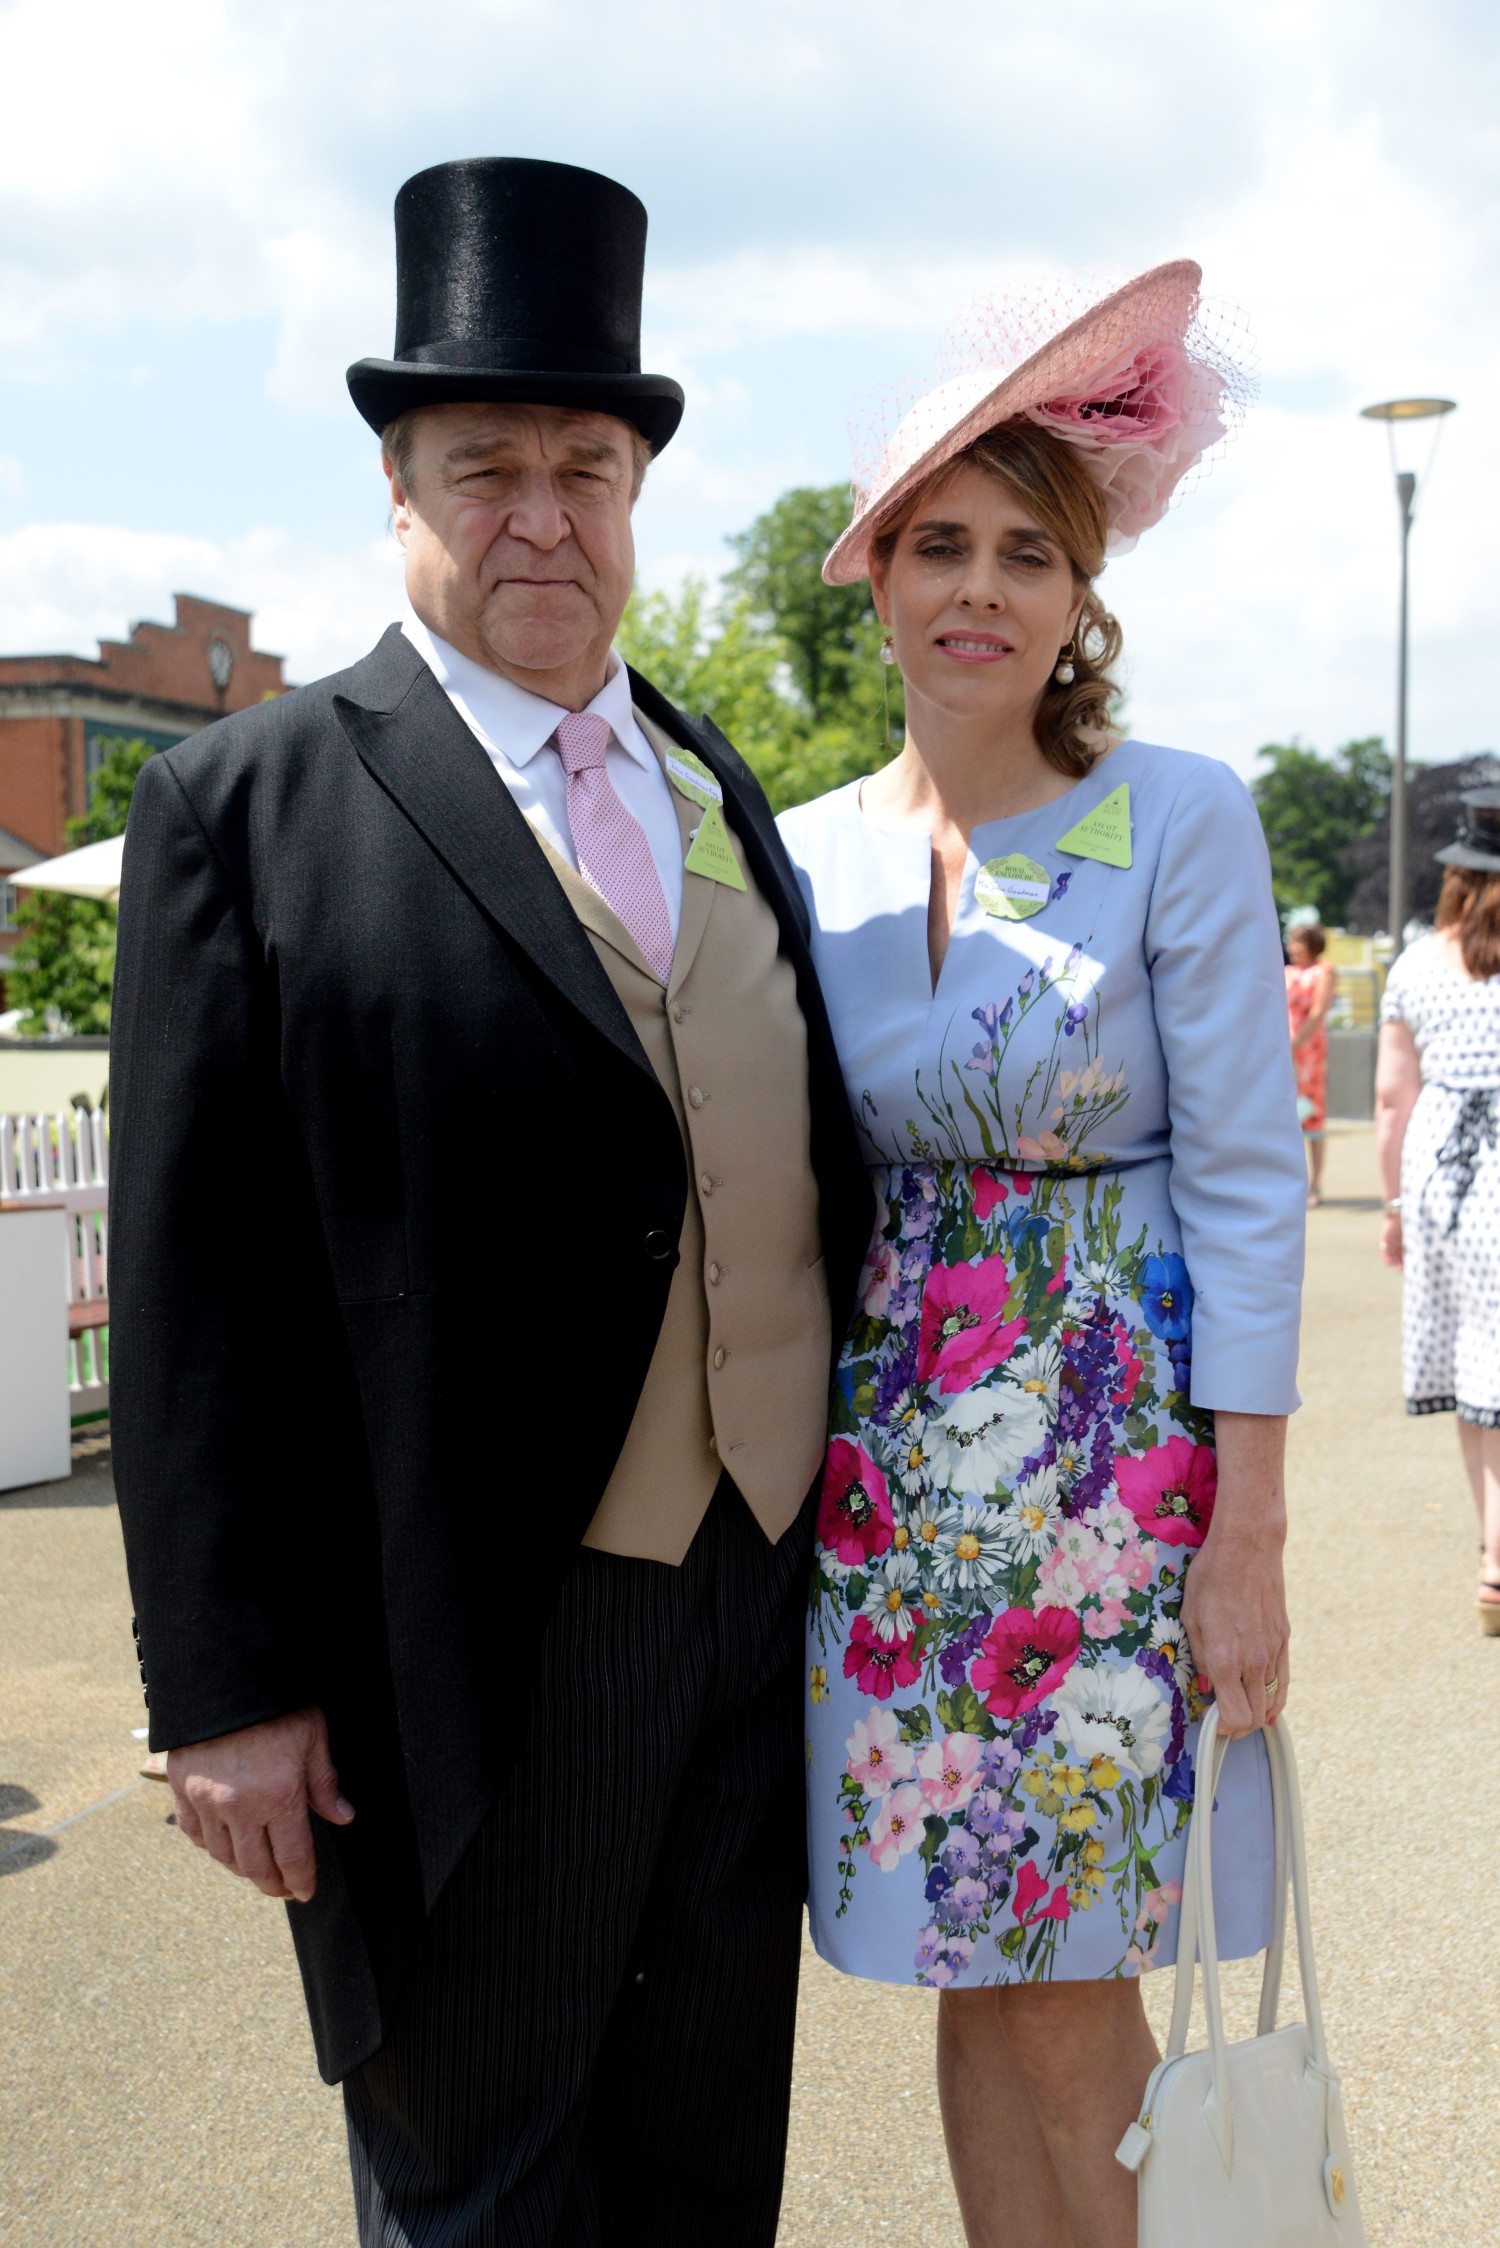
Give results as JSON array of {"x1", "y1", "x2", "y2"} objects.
[
  {"x1": 688, "y1": 1087, "x2": 705, "y2": 1109},
  {"x1": 699, "y1": 1173, "x2": 714, "y2": 1196},
  {"x1": 712, "y1": 1345, "x2": 727, "y2": 1370},
  {"x1": 643, "y1": 1228, "x2": 674, "y2": 1261},
  {"x1": 708, "y1": 1262, "x2": 721, "y2": 1285},
  {"x1": 672, "y1": 1006, "x2": 687, "y2": 1023}
]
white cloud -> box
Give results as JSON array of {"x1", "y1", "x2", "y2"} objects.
[
  {"x1": 0, "y1": 522, "x2": 404, "y2": 685},
  {"x1": 0, "y1": 0, "x2": 1494, "y2": 784}
]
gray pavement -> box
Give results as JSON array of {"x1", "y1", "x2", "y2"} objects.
[{"x1": 3, "y1": 1124, "x2": 1496, "y2": 2244}]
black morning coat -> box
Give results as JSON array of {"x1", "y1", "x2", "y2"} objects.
[{"x1": 109, "y1": 625, "x2": 874, "y2": 2084}]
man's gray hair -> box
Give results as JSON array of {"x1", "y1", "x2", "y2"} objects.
[{"x1": 381, "y1": 407, "x2": 652, "y2": 501}]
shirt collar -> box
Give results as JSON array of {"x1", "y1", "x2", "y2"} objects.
[{"x1": 401, "y1": 599, "x2": 651, "y2": 773}]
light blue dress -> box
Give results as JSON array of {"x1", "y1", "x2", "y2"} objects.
[{"x1": 778, "y1": 740, "x2": 1305, "y2": 1987}]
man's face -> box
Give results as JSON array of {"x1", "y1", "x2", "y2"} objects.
[{"x1": 388, "y1": 401, "x2": 640, "y2": 706}]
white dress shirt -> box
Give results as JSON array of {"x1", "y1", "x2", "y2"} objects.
[{"x1": 401, "y1": 600, "x2": 685, "y2": 937}]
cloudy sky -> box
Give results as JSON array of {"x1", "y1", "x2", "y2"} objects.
[{"x1": 1, "y1": 0, "x2": 1495, "y2": 778}]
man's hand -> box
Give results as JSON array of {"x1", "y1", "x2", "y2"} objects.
[{"x1": 166, "y1": 1708, "x2": 353, "y2": 1903}]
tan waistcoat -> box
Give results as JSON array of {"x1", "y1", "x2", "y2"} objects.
[{"x1": 526, "y1": 713, "x2": 830, "y2": 1563}]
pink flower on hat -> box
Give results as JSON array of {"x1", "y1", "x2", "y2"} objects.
[{"x1": 1025, "y1": 338, "x2": 1226, "y2": 544}]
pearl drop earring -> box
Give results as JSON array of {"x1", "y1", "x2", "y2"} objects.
[{"x1": 1054, "y1": 639, "x2": 1077, "y2": 686}]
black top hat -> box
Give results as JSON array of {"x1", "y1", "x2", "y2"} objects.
[
  {"x1": 347, "y1": 157, "x2": 684, "y2": 453},
  {"x1": 1435, "y1": 786, "x2": 1500, "y2": 874}
]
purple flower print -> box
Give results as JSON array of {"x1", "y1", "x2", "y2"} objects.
[
  {"x1": 940, "y1": 1877, "x2": 989, "y2": 1927},
  {"x1": 925, "y1": 1861, "x2": 953, "y2": 1905},
  {"x1": 916, "y1": 1928, "x2": 975, "y2": 1987},
  {"x1": 1063, "y1": 1001, "x2": 1089, "y2": 1037},
  {"x1": 1163, "y1": 1751, "x2": 1195, "y2": 1806},
  {"x1": 967, "y1": 1786, "x2": 1017, "y2": 1838},
  {"x1": 980, "y1": 1819, "x2": 1025, "y2": 1872},
  {"x1": 1015, "y1": 1705, "x2": 1059, "y2": 1755},
  {"x1": 1018, "y1": 968, "x2": 1035, "y2": 998},
  {"x1": 1065, "y1": 942, "x2": 1084, "y2": 974},
  {"x1": 978, "y1": 1736, "x2": 1022, "y2": 1790},
  {"x1": 938, "y1": 1612, "x2": 993, "y2": 1686},
  {"x1": 965, "y1": 1041, "x2": 992, "y2": 1074},
  {"x1": 942, "y1": 1828, "x2": 984, "y2": 1879},
  {"x1": 972, "y1": 1001, "x2": 1001, "y2": 1041},
  {"x1": 874, "y1": 1347, "x2": 919, "y2": 1425},
  {"x1": 1049, "y1": 869, "x2": 1074, "y2": 903}
]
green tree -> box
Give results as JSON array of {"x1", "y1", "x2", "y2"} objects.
[
  {"x1": 1249, "y1": 737, "x2": 1390, "y2": 926},
  {"x1": 724, "y1": 484, "x2": 879, "y2": 723},
  {"x1": 9, "y1": 736, "x2": 158, "y2": 1035}
]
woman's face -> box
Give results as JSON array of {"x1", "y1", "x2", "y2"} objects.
[
  {"x1": 871, "y1": 462, "x2": 1087, "y2": 736},
  {"x1": 1287, "y1": 931, "x2": 1312, "y2": 966}
]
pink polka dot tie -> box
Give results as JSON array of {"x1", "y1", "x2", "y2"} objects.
[{"x1": 554, "y1": 711, "x2": 675, "y2": 983}]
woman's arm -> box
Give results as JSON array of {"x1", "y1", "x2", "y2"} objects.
[
  {"x1": 1181, "y1": 1410, "x2": 1290, "y2": 1735},
  {"x1": 1374, "y1": 1018, "x2": 1421, "y2": 1268}
]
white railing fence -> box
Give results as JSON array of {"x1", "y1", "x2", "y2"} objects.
[{"x1": 0, "y1": 1108, "x2": 109, "y2": 1416}]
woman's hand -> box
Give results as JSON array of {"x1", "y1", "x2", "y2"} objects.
[
  {"x1": 1182, "y1": 1411, "x2": 1291, "y2": 1738},
  {"x1": 1380, "y1": 1210, "x2": 1403, "y2": 1268}
]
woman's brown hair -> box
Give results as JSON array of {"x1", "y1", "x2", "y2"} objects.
[
  {"x1": 869, "y1": 421, "x2": 1124, "y2": 778},
  {"x1": 1288, "y1": 922, "x2": 1327, "y2": 959},
  {"x1": 1435, "y1": 865, "x2": 1500, "y2": 979}
]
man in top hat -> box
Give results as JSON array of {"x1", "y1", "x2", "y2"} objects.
[{"x1": 110, "y1": 157, "x2": 871, "y2": 2245}]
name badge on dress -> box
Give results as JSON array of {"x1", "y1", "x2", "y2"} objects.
[
  {"x1": 1055, "y1": 782, "x2": 1132, "y2": 868},
  {"x1": 976, "y1": 853, "x2": 1052, "y2": 922}
]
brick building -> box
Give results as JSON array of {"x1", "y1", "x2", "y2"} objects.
[{"x1": 0, "y1": 594, "x2": 288, "y2": 861}]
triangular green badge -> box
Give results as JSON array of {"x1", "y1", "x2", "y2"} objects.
[
  {"x1": 684, "y1": 803, "x2": 747, "y2": 890},
  {"x1": 1055, "y1": 782, "x2": 1132, "y2": 868}
]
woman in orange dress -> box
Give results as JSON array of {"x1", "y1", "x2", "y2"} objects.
[{"x1": 1285, "y1": 921, "x2": 1338, "y2": 1204}]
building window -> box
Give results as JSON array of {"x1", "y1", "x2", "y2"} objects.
[
  {"x1": 1, "y1": 880, "x2": 17, "y2": 933},
  {"x1": 84, "y1": 722, "x2": 188, "y2": 802}
]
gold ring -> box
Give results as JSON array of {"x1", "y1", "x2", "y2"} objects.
[{"x1": 1266, "y1": 1676, "x2": 1280, "y2": 1696}]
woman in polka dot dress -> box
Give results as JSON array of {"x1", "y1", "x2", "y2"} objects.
[{"x1": 1377, "y1": 786, "x2": 1500, "y2": 1634}]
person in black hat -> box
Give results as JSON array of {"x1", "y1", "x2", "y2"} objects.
[
  {"x1": 109, "y1": 158, "x2": 872, "y2": 2244},
  {"x1": 1377, "y1": 784, "x2": 1500, "y2": 1637}
]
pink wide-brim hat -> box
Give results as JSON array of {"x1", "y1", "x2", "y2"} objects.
[{"x1": 823, "y1": 259, "x2": 1251, "y2": 586}]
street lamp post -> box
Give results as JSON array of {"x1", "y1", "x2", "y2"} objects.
[{"x1": 1360, "y1": 396, "x2": 1456, "y2": 947}]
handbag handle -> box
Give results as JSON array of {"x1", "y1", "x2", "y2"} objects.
[{"x1": 1164, "y1": 1708, "x2": 1331, "y2": 2171}]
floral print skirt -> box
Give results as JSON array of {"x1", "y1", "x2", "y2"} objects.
[{"x1": 806, "y1": 1158, "x2": 1273, "y2": 1987}]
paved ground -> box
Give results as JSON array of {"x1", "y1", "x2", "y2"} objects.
[{"x1": 3, "y1": 1124, "x2": 1497, "y2": 2245}]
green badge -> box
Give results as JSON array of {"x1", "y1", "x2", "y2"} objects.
[
  {"x1": 1055, "y1": 781, "x2": 1132, "y2": 868},
  {"x1": 663, "y1": 748, "x2": 724, "y2": 809},
  {"x1": 683, "y1": 804, "x2": 747, "y2": 890},
  {"x1": 975, "y1": 853, "x2": 1052, "y2": 922}
]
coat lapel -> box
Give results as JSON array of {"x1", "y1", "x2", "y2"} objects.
[{"x1": 333, "y1": 628, "x2": 653, "y2": 1079}]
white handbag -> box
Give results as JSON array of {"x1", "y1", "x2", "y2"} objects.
[{"x1": 1115, "y1": 1706, "x2": 1365, "y2": 2246}]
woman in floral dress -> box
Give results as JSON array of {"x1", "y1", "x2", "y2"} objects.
[{"x1": 779, "y1": 266, "x2": 1306, "y2": 2247}]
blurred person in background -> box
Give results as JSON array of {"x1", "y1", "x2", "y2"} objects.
[
  {"x1": 1377, "y1": 787, "x2": 1500, "y2": 1636},
  {"x1": 1284, "y1": 915, "x2": 1337, "y2": 1206}
]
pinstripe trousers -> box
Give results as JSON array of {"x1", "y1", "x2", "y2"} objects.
[{"x1": 343, "y1": 1480, "x2": 814, "y2": 2247}]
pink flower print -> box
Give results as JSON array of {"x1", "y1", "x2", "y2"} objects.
[
  {"x1": 1008, "y1": 1171, "x2": 1034, "y2": 1196},
  {"x1": 1083, "y1": 1597, "x2": 1130, "y2": 1641},
  {"x1": 868, "y1": 1781, "x2": 928, "y2": 1871},
  {"x1": 916, "y1": 1255, "x2": 1027, "y2": 1395},
  {"x1": 860, "y1": 1239, "x2": 899, "y2": 1318},
  {"x1": 1137, "y1": 1881, "x2": 1182, "y2": 1932},
  {"x1": 817, "y1": 1438, "x2": 895, "y2": 1566},
  {"x1": 846, "y1": 1707, "x2": 916, "y2": 1798},
  {"x1": 1114, "y1": 1435, "x2": 1218, "y2": 1547},
  {"x1": 842, "y1": 1613, "x2": 923, "y2": 1702},
  {"x1": 1111, "y1": 1322, "x2": 1144, "y2": 1409},
  {"x1": 972, "y1": 1605, "x2": 1082, "y2": 1718},
  {"x1": 916, "y1": 1732, "x2": 983, "y2": 1816},
  {"x1": 1012, "y1": 1858, "x2": 1071, "y2": 1928},
  {"x1": 972, "y1": 1169, "x2": 1008, "y2": 1222},
  {"x1": 1016, "y1": 1128, "x2": 1070, "y2": 1166}
]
